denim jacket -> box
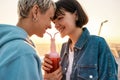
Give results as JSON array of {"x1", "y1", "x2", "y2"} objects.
[{"x1": 60, "y1": 28, "x2": 118, "y2": 80}]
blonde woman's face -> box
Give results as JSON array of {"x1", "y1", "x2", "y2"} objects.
[{"x1": 33, "y1": 5, "x2": 55, "y2": 37}]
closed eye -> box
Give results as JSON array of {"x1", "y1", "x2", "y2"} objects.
[
  {"x1": 57, "y1": 16, "x2": 63, "y2": 20},
  {"x1": 50, "y1": 17, "x2": 53, "y2": 20}
]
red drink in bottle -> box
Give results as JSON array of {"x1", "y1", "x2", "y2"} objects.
[
  {"x1": 49, "y1": 53, "x2": 60, "y2": 72},
  {"x1": 47, "y1": 32, "x2": 60, "y2": 73}
]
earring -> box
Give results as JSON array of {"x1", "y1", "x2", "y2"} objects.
[{"x1": 33, "y1": 17, "x2": 38, "y2": 22}]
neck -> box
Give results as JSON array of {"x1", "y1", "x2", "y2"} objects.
[
  {"x1": 69, "y1": 28, "x2": 83, "y2": 51},
  {"x1": 16, "y1": 18, "x2": 33, "y2": 36}
]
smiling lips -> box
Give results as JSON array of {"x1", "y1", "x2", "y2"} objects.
[{"x1": 57, "y1": 26, "x2": 65, "y2": 34}]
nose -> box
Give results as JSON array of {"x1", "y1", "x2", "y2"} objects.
[
  {"x1": 48, "y1": 25, "x2": 51, "y2": 29},
  {"x1": 52, "y1": 20, "x2": 60, "y2": 29},
  {"x1": 47, "y1": 21, "x2": 52, "y2": 29},
  {"x1": 54, "y1": 22, "x2": 60, "y2": 29}
]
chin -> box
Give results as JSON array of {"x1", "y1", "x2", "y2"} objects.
[
  {"x1": 37, "y1": 34, "x2": 43, "y2": 38},
  {"x1": 61, "y1": 34, "x2": 66, "y2": 38}
]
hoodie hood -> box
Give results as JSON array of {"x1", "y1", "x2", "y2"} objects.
[
  {"x1": 0, "y1": 24, "x2": 35, "y2": 67},
  {"x1": 0, "y1": 24, "x2": 29, "y2": 47}
]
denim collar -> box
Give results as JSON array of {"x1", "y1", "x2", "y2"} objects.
[
  {"x1": 66, "y1": 27, "x2": 90, "y2": 51},
  {"x1": 75, "y1": 27, "x2": 90, "y2": 50},
  {"x1": 61, "y1": 28, "x2": 90, "y2": 64}
]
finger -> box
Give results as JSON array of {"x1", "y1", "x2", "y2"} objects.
[
  {"x1": 44, "y1": 54, "x2": 49, "y2": 58},
  {"x1": 42, "y1": 65, "x2": 51, "y2": 71},
  {"x1": 56, "y1": 67, "x2": 63, "y2": 80},
  {"x1": 43, "y1": 60, "x2": 53, "y2": 68},
  {"x1": 59, "y1": 75, "x2": 63, "y2": 80},
  {"x1": 53, "y1": 70, "x2": 62, "y2": 80},
  {"x1": 55, "y1": 66, "x2": 62, "y2": 74},
  {"x1": 57, "y1": 71, "x2": 63, "y2": 80},
  {"x1": 44, "y1": 54, "x2": 53, "y2": 64},
  {"x1": 44, "y1": 57, "x2": 52, "y2": 64},
  {"x1": 44, "y1": 71, "x2": 56, "y2": 80}
]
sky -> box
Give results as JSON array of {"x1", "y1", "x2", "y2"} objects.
[{"x1": 0, "y1": 0, "x2": 120, "y2": 44}]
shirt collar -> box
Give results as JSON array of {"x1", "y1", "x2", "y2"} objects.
[{"x1": 67, "y1": 27, "x2": 90, "y2": 50}]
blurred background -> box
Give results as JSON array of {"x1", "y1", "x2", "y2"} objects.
[{"x1": 0, "y1": 0, "x2": 120, "y2": 78}]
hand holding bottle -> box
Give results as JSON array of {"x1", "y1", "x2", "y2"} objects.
[
  {"x1": 42, "y1": 54, "x2": 62, "y2": 80},
  {"x1": 43, "y1": 58, "x2": 62, "y2": 80},
  {"x1": 42, "y1": 54, "x2": 53, "y2": 71}
]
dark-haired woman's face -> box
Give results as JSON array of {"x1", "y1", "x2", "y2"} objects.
[{"x1": 53, "y1": 10, "x2": 77, "y2": 38}]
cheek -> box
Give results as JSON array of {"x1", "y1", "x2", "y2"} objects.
[
  {"x1": 36, "y1": 21, "x2": 44, "y2": 31},
  {"x1": 62, "y1": 18, "x2": 72, "y2": 26},
  {"x1": 54, "y1": 23, "x2": 59, "y2": 28},
  {"x1": 45, "y1": 18, "x2": 51, "y2": 25}
]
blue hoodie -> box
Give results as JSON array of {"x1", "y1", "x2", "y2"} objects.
[{"x1": 0, "y1": 24, "x2": 42, "y2": 80}]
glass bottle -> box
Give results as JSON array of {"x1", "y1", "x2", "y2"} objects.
[{"x1": 46, "y1": 32, "x2": 60, "y2": 73}]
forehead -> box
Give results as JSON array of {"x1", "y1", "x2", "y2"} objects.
[
  {"x1": 45, "y1": 5, "x2": 55, "y2": 16},
  {"x1": 53, "y1": 8, "x2": 66, "y2": 19}
]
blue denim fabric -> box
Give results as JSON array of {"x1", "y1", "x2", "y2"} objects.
[{"x1": 60, "y1": 28, "x2": 118, "y2": 80}]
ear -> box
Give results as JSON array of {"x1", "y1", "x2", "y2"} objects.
[
  {"x1": 31, "y1": 4, "x2": 39, "y2": 19},
  {"x1": 74, "y1": 10, "x2": 78, "y2": 21}
]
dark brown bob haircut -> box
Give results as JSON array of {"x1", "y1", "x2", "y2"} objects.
[{"x1": 53, "y1": 0, "x2": 88, "y2": 28}]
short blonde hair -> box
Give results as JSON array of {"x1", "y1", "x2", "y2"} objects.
[{"x1": 17, "y1": 0, "x2": 56, "y2": 18}]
